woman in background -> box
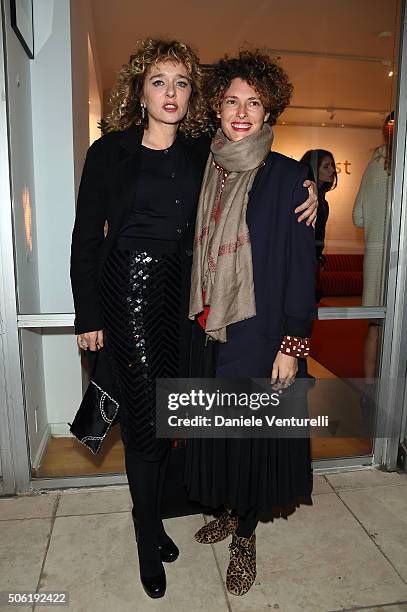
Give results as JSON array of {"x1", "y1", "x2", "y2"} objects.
[
  {"x1": 300, "y1": 149, "x2": 337, "y2": 301},
  {"x1": 300, "y1": 149, "x2": 337, "y2": 261},
  {"x1": 352, "y1": 112, "x2": 394, "y2": 403}
]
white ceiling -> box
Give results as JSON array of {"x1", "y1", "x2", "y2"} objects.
[{"x1": 89, "y1": 0, "x2": 402, "y2": 127}]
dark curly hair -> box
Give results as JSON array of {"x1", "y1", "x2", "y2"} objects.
[
  {"x1": 106, "y1": 38, "x2": 210, "y2": 137},
  {"x1": 205, "y1": 50, "x2": 293, "y2": 126}
]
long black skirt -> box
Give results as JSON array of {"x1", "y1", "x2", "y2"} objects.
[
  {"x1": 185, "y1": 323, "x2": 313, "y2": 516},
  {"x1": 99, "y1": 244, "x2": 184, "y2": 460}
]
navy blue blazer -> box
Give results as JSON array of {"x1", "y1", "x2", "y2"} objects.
[{"x1": 217, "y1": 152, "x2": 317, "y2": 378}]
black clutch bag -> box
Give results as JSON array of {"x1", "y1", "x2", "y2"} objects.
[
  {"x1": 69, "y1": 350, "x2": 211, "y2": 517},
  {"x1": 69, "y1": 347, "x2": 120, "y2": 454}
]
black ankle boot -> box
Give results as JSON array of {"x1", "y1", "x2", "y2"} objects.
[
  {"x1": 157, "y1": 537, "x2": 179, "y2": 563},
  {"x1": 135, "y1": 528, "x2": 166, "y2": 598},
  {"x1": 139, "y1": 569, "x2": 166, "y2": 599},
  {"x1": 132, "y1": 508, "x2": 179, "y2": 563}
]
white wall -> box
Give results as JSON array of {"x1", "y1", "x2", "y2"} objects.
[
  {"x1": 88, "y1": 35, "x2": 102, "y2": 144},
  {"x1": 31, "y1": 0, "x2": 76, "y2": 313},
  {"x1": 5, "y1": 2, "x2": 41, "y2": 313},
  {"x1": 41, "y1": 329, "x2": 83, "y2": 431},
  {"x1": 27, "y1": 1, "x2": 97, "y2": 434},
  {"x1": 30, "y1": 0, "x2": 103, "y2": 313},
  {"x1": 71, "y1": 0, "x2": 103, "y2": 186},
  {"x1": 70, "y1": 0, "x2": 90, "y2": 196},
  {"x1": 274, "y1": 125, "x2": 383, "y2": 254},
  {"x1": 28, "y1": 0, "x2": 102, "y2": 433}
]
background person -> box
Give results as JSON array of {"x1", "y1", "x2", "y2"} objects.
[
  {"x1": 352, "y1": 112, "x2": 394, "y2": 399},
  {"x1": 300, "y1": 149, "x2": 337, "y2": 261},
  {"x1": 300, "y1": 149, "x2": 338, "y2": 302}
]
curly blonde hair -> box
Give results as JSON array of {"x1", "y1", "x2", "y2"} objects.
[
  {"x1": 106, "y1": 39, "x2": 209, "y2": 137},
  {"x1": 205, "y1": 50, "x2": 293, "y2": 126}
]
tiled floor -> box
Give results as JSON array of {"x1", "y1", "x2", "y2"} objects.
[{"x1": 1, "y1": 469, "x2": 407, "y2": 611}]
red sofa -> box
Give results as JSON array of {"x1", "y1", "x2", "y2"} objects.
[{"x1": 318, "y1": 254, "x2": 363, "y2": 296}]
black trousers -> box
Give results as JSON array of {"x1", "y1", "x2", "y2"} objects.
[
  {"x1": 125, "y1": 445, "x2": 169, "y2": 536},
  {"x1": 124, "y1": 444, "x2": 171, "y2": 576}
]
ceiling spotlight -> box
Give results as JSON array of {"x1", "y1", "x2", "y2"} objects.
[
  {"x1": 388, "y1": 70, "x2": 394, "y2": 77},
  {"x1": 321, "y1": 122, "x2": 326, "y2": 127},
  {"x1": 341, "y1": 124, "x2": 345, "y2": 128},
  {"x1": 282, "y1": 121, "x2": 286, "y2": 125}
]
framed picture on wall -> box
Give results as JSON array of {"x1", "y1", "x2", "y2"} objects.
[{"x1": 10, "y1": 0, "x2": 34, "y2": 59}]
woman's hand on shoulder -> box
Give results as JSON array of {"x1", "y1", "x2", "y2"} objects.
[
  {"x1": 295, "y1": 180, "x2": 318, "y2": 227},
  {"x1": 77, "y1": 330, "x2": 104, "y2": 352},
  {"x1": 271, "y1": 352, "x2": 298, "y2": 390}
]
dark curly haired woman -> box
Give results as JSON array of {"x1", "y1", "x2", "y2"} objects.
[
  {"x1": 186, "y1": 50, "x2": 317, "y2": 596},
  {"x1": 70, "y1": 40, "x2": 317, "y2": 600}
]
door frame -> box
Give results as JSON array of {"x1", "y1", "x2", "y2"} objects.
[
  {"x1": 0, "y1": 0, "x2": 31, "y2": 495},
  {"x1": 372, "y1": 0, "x2": 407, "y2": 470},
  {"x1": 1, "y1": 1, "x2": 407, "y2": 496}
]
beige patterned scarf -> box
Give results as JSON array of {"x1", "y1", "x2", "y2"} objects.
[{"x1": 189, "y1": 124, "x2": 273, "y2": 342}]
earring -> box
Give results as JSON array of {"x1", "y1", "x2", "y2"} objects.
[{"x1": 141, "y1": 103, "x2": 146, "y2": 120}]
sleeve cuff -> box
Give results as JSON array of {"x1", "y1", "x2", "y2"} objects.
[
  {"x1": 279, "y1": 336, "x2": 310, "y2": 358},
  {"x1": 74, "y1": 314, "x2": 104, "y2": 336},
  {"x1": 283, "y1": 315, "x2": 314, "y2": 338}
]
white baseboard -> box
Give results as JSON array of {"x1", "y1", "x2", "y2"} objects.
[
  {"x1": 50, "y1": 422, "x2": 73, "y2": 437},
  {"x1": 31, "y1": 423, "x2": 74, "y2": 470},
  {"x1": 31, "y1": 424, "x2": 52, "y2": 469}
]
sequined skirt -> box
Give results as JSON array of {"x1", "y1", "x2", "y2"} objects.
[{"x1": 99, "y1": 244, "x2": 184, "y2": 459}]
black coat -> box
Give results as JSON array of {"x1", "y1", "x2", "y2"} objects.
[
  {"x1": 315, "y1": 195, "x2": 329, "y2": 259},
  {"x1": 70, "y1": 125, "x2": 210, "y2": 335},
  {"x1": 217, "y1": 152, "x2": 317, "y2": 378}
]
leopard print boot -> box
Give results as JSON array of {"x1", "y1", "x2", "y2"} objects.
[
  {"x1": 226, "y1": 532, "x2": 256, "y2": 596},
  {"x1": 194, "y1": 510, "x2": 238, "y2": 544}
]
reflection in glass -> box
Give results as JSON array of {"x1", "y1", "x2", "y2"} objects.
[
  {"x1": 271, "y1": 0, "x2": 401, "y2": 308},
  {"x1": 22, "y1": 185, "x2": 32, "y2": 252},
  {"x1": 352, "y1": 113, "x2": 394, "y2": 308},
  {"x1": 308, "y1": 318, "x2": 384, "y2": 459}
]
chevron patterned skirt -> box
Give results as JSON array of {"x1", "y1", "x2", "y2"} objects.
[{"x1": 99, "y1": 244, "x2": 183, "y2": 460}]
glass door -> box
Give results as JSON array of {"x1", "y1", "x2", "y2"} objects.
[{"x1": 2, "y1": 0, "x2": 407, "y2": 494}]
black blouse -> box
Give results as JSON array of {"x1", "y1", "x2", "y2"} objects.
[{"x1": 119, "y1": 138, "x2": 199, "y2": 245}]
